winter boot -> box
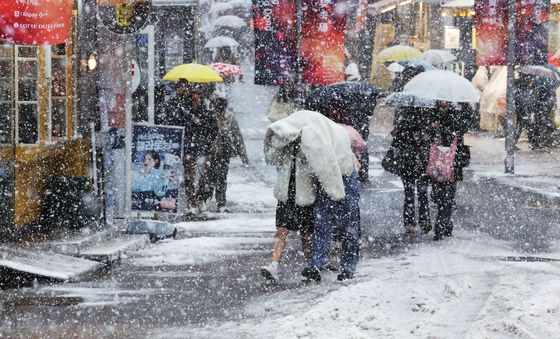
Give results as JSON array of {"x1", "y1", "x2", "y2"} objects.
[
  {"x1": 260, "y1": 262, "x2": 279, "y2": 283},
  {"x1": 301, "y1": 266, "x2": 321, "y2": 283},
  {"x1": 337, "y1": 271, "x2": 354, "y2": 281}
]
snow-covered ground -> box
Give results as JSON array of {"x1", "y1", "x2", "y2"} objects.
[
  {"x1": 154, "y1": 232, "x2": 560, "y2": 339},
  {"x1": 145, "y1": 70, "x2": 560, "y2": 338}
]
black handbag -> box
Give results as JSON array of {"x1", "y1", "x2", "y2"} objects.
[{"x1": 382, "y1": 146, "x2": 402, "y2": 176}]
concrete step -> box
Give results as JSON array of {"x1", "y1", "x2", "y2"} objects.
[
  {"x1": 79, "y1": 234, "x2": 150, "y2": 264},
  {"x1": 37, "y1": 228, "x2": 116, "y2": 257},
  {"x1": 0, "y1": 245, "x2": 105, "y2": 287}
]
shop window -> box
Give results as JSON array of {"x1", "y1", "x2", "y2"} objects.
[
  {"x1": 16, "y1": 46, "x2": 38, "y2": 144},
  {"x1": 51, "y1": 44, "x2": 68, "y2": 139},
  {"x1": 0, "y1": 45, "x2": 13, "y2": 144},
  {"x1": 17, "y1": 104, "x2": 38, "y2": 144}
]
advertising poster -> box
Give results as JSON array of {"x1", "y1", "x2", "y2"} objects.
[
  {"x1": 515, "y1": 0, "x2": 550, "y2": 66},
  {"x1": 252, "y1": 0, "x2": 298, "y2": 85},
  {"x1": 475, "y1": 0, "x2": 550, "y2": 66},
  {"x1": 300, "y1": 0, "x2": 347, "y2": 86},
  {"x1": 131, "y1": 124, "x2": 184, "y2": 213},
  {"x1": 475, "y1": 0, "x2": 509, "y2": 66},
  {"x1": 0, "y1": 0, "x2": 72, "y2": 45}
]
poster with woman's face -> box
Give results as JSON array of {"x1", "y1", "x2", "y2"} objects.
[{"x1": 131, "y1": 124, "x2": 184, "y2": 213}]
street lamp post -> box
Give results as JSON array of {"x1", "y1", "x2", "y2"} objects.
[{"x1": 504, "y1": 0, "x2": 517, "y2": 174}]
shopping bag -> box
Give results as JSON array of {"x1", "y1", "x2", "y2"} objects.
[{"x1": 425, "y1": 137, "x2": 458, "y2": 182}]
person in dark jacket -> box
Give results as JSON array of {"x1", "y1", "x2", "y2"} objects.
[
  {"x1": 430, "y1": 101, "x2": 471, "y2": 241},
  {"x1": 386, "y1": 106, "x2": 434, "y2": 234},
  {"x1": 158, "y1": 80, "x2": 219, "y2": 214},
  {"x1": 196, "y1": 97, "x2": 249, "y2": 212}
]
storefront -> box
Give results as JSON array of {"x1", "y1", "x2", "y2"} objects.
[{"x1": 0, "y1": 3, "x2": 91, "y2": 232}]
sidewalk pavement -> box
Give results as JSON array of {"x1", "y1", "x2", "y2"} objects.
[{"x1": 372, "y1": 105, "x2": 560, "y2": 201}]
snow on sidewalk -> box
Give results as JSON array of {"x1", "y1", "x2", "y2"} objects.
[
  {"x1": 129, "y1": 165, "x2": 277, "y2": 267},
  {"x1": 157, "y1": 233, "x2": 560, "y2": 339}
]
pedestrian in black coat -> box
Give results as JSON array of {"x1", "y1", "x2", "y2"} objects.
[
  {"x1": 158, "y1": 81, "x2": 219, "y2": 213},
  {"x1": 385, "y1": 106, "x2": 434, "y2": 234}
]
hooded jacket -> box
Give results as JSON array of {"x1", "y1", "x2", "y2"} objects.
[{"x1": 264, "y1": 110, "x2": 354, "y2": 206}]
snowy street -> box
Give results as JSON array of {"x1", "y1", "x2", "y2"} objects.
[{"x1": 1, "y1": 74, "x2": 560, "y2": 339}]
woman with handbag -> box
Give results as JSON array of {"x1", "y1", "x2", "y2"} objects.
[
  {"x1": 383, "y1": 106, "x2": 434, "y2": 235},
  {"x1": 428, "y1": 101, "x2": 471, "y2": 241}
]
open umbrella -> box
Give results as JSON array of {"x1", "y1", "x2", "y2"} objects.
[
  {"x1": 227, "y1": 0, "x2": 251, "y2": 8},
  {"x1": 213, "y1": 15, "x2": 247, "y2": 28},
  {"x1": 204, "y1": 36, "x2": 239, "y2": 49},
  {"x1": 209, "y1": 63, "x2": 243, "y2": 77},
  {"x1": 388, "y1": 60, "x2": 435, "y2": 73},
  {"x1": 376, "y1": 45, "x2": 423, "y2": 62},
  {"x1": 423, "y1": 49, "x2": 457, "y2": 65},
  {"x1": 402, "y1": 70, "x2": 480, "y2": 103},
  {"x1": 518, "y1": 65, "x2": 560, "y2": 80},
  {"x1": 305, "y1": 82, "x2": 380, "y2": 123},
  {"x1": 163, "y1": 63, "x2": 223, "y2": 83},
  {"x1": 209, "y1": 2, "x2": 233, "y2": 14},
  {"x1": 383, "y1": 92, "x2": 437, "y2": 108}
]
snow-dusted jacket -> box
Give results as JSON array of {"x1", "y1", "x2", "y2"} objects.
[{"x1": 264, "y1": 110, "x2": 354, "y2": 206}]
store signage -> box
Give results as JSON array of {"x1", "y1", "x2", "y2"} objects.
[
  {"x1": 475, "y1": 0, "x2": 550, "y2": 66},
  {"x1": 300, "y1": 0, "x2": 347, "y2": 85},
  {"x1": 0, "y1": 0, "x2": 72, "y2": 45},
  {"x1": 252, "y1": 0, "x2": 298, "y2": 85},
  {"x1": 98, "y1": 0, "x2": 151, "y2": 35}
]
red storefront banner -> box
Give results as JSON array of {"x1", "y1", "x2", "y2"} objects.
[
  {"x1": 474, "y1": 0, "x2": 508, "y2": 66},
  {"x1": 0, "y1": 0, "x2": 72, "y2": 45},
  {"x1": 475, "y1": 0, "x2": 550, "y2": 66},
  {"x1": 515, "y1": 0, "x2": 549, "y2": 65},
  {"x1": 300, "y1": 0, "x2": 346, "y2": 85}
]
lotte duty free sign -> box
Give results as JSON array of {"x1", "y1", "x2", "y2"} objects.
[{"x1": 0, "y1": 0, "x2": 72, "y2": 45}]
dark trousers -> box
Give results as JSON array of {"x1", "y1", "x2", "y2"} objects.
[
  {"x1": 432, "y1": 181, "x2": 457, "y2": 236},
  {"x1": 402, "y1": 176, "x2": 431, "y2": 228},
  {"x1": 357, "y1": 124, "x2": 370, "y2": 182},
  {"x1": 197, "y1": 155, "x2": 230, "y2": 208},
  {"x1": 309, "y1": 172, "x2": 360, "y2": 275}
]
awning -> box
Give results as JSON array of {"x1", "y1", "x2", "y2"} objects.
[
  {"x1": 442, "y1": 0, "x2": 473, "y2": 7},
  {"x1": 152, "y1": 0, "x2": 197, "y2": 6},
  {"x1": 369, "y1": 0, "x2": 457, "y2": 15},
  {"x1": 443, "y1": 0, "x2": 559, "y2": 7},
  {"x1": 368, "y1": 0, "x2": 399, "y2": 15}
]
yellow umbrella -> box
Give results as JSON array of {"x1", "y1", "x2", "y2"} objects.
[
  {"x1": 376, "y1": 45, "x2": 423, "y2": 62},
  {"x1": 163, "y1": 63, "x2": 223, "y2": 83}
]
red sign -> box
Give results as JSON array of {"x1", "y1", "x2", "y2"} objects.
[
  {"x1": 300, "y1": 0, "x2": 346, "y2": 85},
  {"x1": 0, "y1": 0, "x2": 72, "y2": 45},
  {"x1": 475, "y1": 0, "x2": 550, "y2": 66}
]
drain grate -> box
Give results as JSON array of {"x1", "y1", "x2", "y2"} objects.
[{"x1": 493, "y1": 256, "x2": 560, "y2": 262}]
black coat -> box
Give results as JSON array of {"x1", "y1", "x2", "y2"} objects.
[
  {"x1": 388, "y1": 107, "x2": 434, "y2": 181},
  {"x1": 157, "y1": 94, "x2": 218, "y2": 156}
]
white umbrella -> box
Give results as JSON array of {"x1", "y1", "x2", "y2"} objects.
[
  {"x1": 213, "y1": 15, "x2": 247, "y2": 28},
  {"x1": 209, "y1": 2, "x2": 233, "y2": 14},
  {"x1": 227, "y1": 0, "x2": 251, "y2": 8},
  {"x1": 387, "y1": 62, "x2": 405, "y2": 73},
  {"x1": 204, "y1": 36, "x2": 239, "y2": 48},
  {"x1": 402, "y1": 70, "x2": 481, "y2": 103},
  {"x1": 423, "y1": 49, "x2": 457, "y2": 65}
]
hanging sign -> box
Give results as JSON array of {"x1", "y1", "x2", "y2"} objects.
[
  {"x1": 475, "y1": 0, "x2": 550, "y2": 66},
  {"x1": 0, "y1": 0, "x2": 72, "y2": 45},
  {"x1": 300, "y1": 0, "x2": 347, "y2": 85},
  {"x1": 252, "y1": 0, "x2": 298, "y2": 85},
  {"x1": 98, "y1": 0, "x2": 151, "y2": 35}
]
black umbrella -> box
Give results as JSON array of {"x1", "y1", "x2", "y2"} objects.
[{"x1": 304, "y1": 81, "x2": 380, "y2": 124}]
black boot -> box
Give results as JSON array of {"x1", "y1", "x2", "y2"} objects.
[{"x1": 301, "y1": 266, "x2": 321, "y2": 282}]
